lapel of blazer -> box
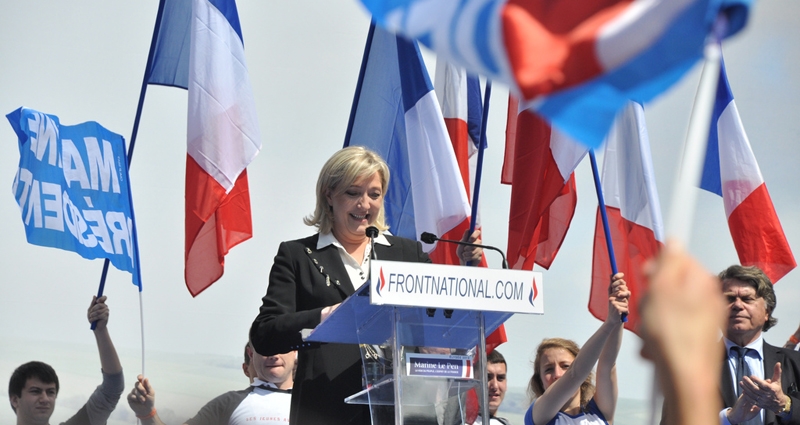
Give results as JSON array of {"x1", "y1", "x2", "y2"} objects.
[
  {"x1": 307, "y1": 237, "x2": 356, "y2": 299},
  {"x1": 762, "y1": 341, "x2": 780, "y2": 424}
]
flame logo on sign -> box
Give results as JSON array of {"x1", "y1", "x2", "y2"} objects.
[
  {"x1": 529, "y1": 277, "x2": 539, "y2": 306},
  {"x1": 376, "y1": 267, "x2": 386, "y2": 296}
]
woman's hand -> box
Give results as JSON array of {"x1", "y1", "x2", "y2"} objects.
[
  {"x1": 456, "y1": 229, "x2": 483, "y2": 265},
  {"x1": 320, "y1": 303, "x2": 341, "y2": 322},
  {"x1": 606, "y1": 273, "x2": 630, "y2": 323}
]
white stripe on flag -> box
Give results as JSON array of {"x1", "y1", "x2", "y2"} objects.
[
  {"x1": 188, "y1": 0, "x2": 261, "y2": 192},
  {"x1": 406, "y1": 90, "x2": 471, "y2": 245}
]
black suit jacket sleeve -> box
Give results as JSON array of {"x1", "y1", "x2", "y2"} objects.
[
  {"x1": 767, "y1": 343, "x2": 800, "y2": 425},
  {"x1": 249, "y1": 234, "x2": 431, "y2": 356}
]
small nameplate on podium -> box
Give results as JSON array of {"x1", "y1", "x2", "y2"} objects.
[
  {"x1": 370, "y1": 260, "x2": 543, "y2": 314},
  {"x1": 405, "y1": 353, "x2": 473, "y2": 379}
]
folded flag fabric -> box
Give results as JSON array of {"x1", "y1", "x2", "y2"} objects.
[
  {"x1": 358, "y1": 0, "x2": 753, "y2": 148},
  {"x1": 432, "y1": 60, "x2": 488, "y2": 268},
  {"x1": 434, "y1": 60, "x2": 505, "y2": 357},
  {"x1": 144, "y1": 0, "x2": 262, "y2": 296},
  {"x1": 699, "y1": 61, "x2": 795, "y2": 283},
  {"x1": 589, "y1": 101, "x2": 664, "y2": 334},
  {"x1": 503, "y1": 98, "x2": 586, "y2": 270}
]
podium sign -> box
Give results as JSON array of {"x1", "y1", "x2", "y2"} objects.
[
  {"x1": 370, "y1": 260, "x2": 543, "y2": 314},
  {"x1": 305, "y1": 260, "x2": 544, "y2": 424}
]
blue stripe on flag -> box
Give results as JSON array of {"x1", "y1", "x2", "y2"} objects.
[
  {"x1": 474, "y1": 0, "x2": 498, "y2": 74},
  {"x1": 208, "y1": 0, "x2": 243, "y2": 43},
  {"x1": 699, "y1": 59, "x2": 734, "y2": 196},
  {"x1": 147, "y1": 0, "x2": 191, "y2": 88},
  {"x1": 397, "y1": 37, "x2": 434, "y2": 113},
  {"x1": 466, "y1": 73, "x2": 483, "y2": 148},
  {"x1": 343, "y1": 25, "x2": 419, "y2": 240}
]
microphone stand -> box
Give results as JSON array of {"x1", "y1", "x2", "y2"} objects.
[
  {"x1": 364, "y1": 226, "x2": 379, "y2": 296},
  {"x1": 420, "y1": 232, "x2": 509, "y2": 318},
  {"x1": 420, "y1": 232, "x2": 509, "y2": 269}
]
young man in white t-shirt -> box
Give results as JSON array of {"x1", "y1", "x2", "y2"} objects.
[{"x1": 127, "y1": 342, "x2": 295, "y2": 425}]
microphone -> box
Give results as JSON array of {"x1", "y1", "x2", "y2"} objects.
[
  {"x1": 363, "y1": 226, "x2": 380, "y2": 296},
  {"x1": 420, "y1": 232, "x2": 509, "y2": 269},
  {"x1": 366, "y1": 227, "x2": 379, "y2": 261}
]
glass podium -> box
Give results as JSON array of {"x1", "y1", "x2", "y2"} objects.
[{"x1": 306, "y1": 283, "x2": 513, "y2": 424}]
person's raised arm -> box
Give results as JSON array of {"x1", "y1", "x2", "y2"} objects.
[
  {"x1": 127, "y1": 375, "x2": 168, "y2": 425},
  {"x1": 594, "y1": 273, "x2": 630, "y2": 422},
  {"x1": 531, "y1": 280, "x2": 627, "y2": 425},
  {"x1": 88, "y1": 295, "x2": 122, "y2": 375},
  {"x1": 640, "y1": 240, "x2": 725, "y2": 425}
]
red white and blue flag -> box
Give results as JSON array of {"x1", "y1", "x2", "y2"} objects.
[
  {"x1": 432, "y1": 60, "x2": 488, "y2": 268},
  {"x1": 358, "y1": 0, "x2": 752, "y2": 148},
  {"x1": 503, "y1": 99, "x2": 586, "y2": 271},
  {"x1": 146, "y1": 0, "x2": 262, "y2": 296},
  {"x1": 434, "y1": 61, "x2": 507, "y2": 354},
  {"x1": 589, "y1": 102, "x2": 664, "y2": 333},
  {"x1": 344, "y1": 23, "x2": 470, "y2": 251},
  {"x1": 699, "y1": 62, "x2": 795, "y2": 283}
]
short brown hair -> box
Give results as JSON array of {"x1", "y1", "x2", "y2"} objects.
[
  {"x1": 719, "y1": 265, "x2": 777, "y2": 331},
  {"x1": 9, "y1": 361, "x2": 59, "y2": 412},
  {"x1": 488, "y1": 349, "x2": 506, "y2": 367}
]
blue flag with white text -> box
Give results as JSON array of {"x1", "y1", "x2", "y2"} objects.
[{"x1": 8, "y1": 107, "x2": 142, "y2": 289}]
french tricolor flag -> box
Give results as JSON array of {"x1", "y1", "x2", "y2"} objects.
[
  {"x1": 145, "y1": 0, "x2": 262, "y2": 296},
  {"x1": 434, "y1": 61, "x2": 506, "y2": 354},
  {"x1": 358, "y1": 0, "x2": 752, "y2": 148},
  {"x1": 344, "y1": 23, "x2": 470, "y2": 249},
  {"x1": 502, "y1": 100, "x2": 586, "y2": 271},
  {"x1": 589, "y1": 102, "x2": 664, "y2": 334},
  {"x1": 700, "y1": 62, "x2": 795, "y2": 283},
  {"x1": 432, "y1": 60, "x2": 488, "y2": 267}
]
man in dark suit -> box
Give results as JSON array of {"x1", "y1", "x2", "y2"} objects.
[{"x1": 719, "y1": 265, "x2": 800, "y2": 425}]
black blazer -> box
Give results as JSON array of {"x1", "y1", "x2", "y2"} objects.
[
  {"x1": 720, "y1": 341, "x2": 800, "y2": 425},
  {"x1": 250, "y1": 233, "x2": 431, "y2": 425}
]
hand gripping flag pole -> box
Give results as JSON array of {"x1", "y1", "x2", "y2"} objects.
[{"x1": 588, "y1": 150, "x2": 626, "y2": 323}]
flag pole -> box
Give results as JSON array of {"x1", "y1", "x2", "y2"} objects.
[
  {"x1": 588, "y1": 149, "x2": 627, "y2": 322},
  {"x1": 91, "y1": 0, "x2": 164, "y2": 330},
  {"x1": 465, "y1": 79, "x2": 491, "y2": 270},
  {"x1": 665, "y1": 20, "x2": 726, "y2": 243},
  {"x1": 647, "y1": 17, "x2": 728, "y2": 425},
  {"x1": 467, "y1": 79, "x2": 491, "y2": 236}
]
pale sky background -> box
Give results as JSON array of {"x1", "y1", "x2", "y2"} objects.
[{"x1": 1, "y1": 1, "x2": 799, "y2": 424}]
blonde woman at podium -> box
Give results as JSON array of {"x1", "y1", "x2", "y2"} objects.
[
  {"x1": 524, "y1": 274, "x2": 629, "y2": 425},
  {"x1": 250, "y1": 146, "x2": 482, "y2": 425}
]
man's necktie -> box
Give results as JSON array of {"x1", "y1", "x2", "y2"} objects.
[
  {"x1": 732, "y1": 346, "x2": 762, "y2": 425},
  {"x1": 733, "y1": 346, "x2": 752, "y2": 396}
]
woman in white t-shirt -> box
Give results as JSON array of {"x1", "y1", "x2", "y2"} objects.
[{"x1": 524, "y1": 274, "x2": 629, "y2": 425}]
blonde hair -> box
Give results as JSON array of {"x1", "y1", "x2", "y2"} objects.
[
  {"x1": 304, "y1": 146, "x2": 390, "y2": 234},
  {"x1": 528, "y1": 338, "x2": 594, "y2": 408}
]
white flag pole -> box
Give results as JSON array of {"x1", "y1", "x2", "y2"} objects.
[
  {"x1": 649, "y1": 17, "x2": 727, "y2": 425},
  {"x1": 665, "y1": 41, "x2": 722, "y2": 243}
]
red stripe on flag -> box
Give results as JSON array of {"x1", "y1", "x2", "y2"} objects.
[
  {"x1": 185, "y1": 155, "x2": 254, "y2": 296},
  {"x1": 506, "y1": 109, "x2": 577, "y2": 270},
  {"x1": 443, "y1": 117, "x2": 471, "y2": 196},
  {"x1": 589, "y1": 206, "x2": 662, "y2": 335},
  {"x1": 501, "y1": 0, "x2": 632, "y2": 99},
  {"x1": 728, "y1": 183, "x2": 796, "y2": 283}
]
